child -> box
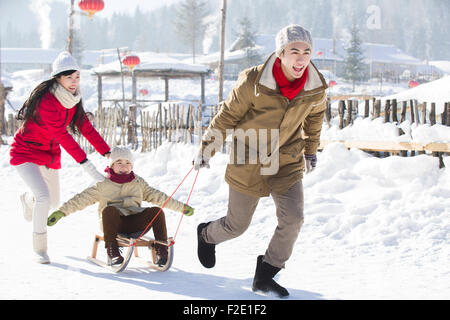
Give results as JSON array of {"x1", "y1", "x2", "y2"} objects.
[
  {"x1": 47, "y1": 146, "x2": 194, "y2": 266},
  {"x1": 10, "y1": 51, "x2": 110, "y2": 264}
]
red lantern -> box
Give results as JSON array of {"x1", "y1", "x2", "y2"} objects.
[
  {"x1": 328, "y1": 80, "x2": 337, "y2": 87},
  {"x1": 122, "y1": 55, "x2": 140, "y2": 71},
  {"x1": 317, "y1": 51, "x2": 323, "y2": 57},
  {"x1": 139, "y1": 89, "x2": 148, "y2": 96},
  {"x1": 408, "y1": 80, "x2": 419, "y2": 88},
  {"x1": 78, "y1": 0, "x2": 104, "y2": 19}
]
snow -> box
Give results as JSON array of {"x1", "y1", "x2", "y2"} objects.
[
  {"x1": 1, "y1": 66, "x2": 449, "y2": 300},
  {"x1": 92, "y1": 51, "x2": 210, "y2": 74},
  {"x1": 382, "y1": 75, "x2": 450, "y2": 114},
  {"x1": 0, "y1": 140, "x2": 449, "y2": 300}
]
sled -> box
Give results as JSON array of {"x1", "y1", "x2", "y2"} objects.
[{"x1": 87, "y1": 232, "x2": 174, "y2": 273}]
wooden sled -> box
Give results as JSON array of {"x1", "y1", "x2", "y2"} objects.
[{"x1": 87, "y1": 232, "x2": 174, "y2": 273}]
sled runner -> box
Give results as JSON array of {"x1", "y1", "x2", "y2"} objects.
[{"x1": 87, "y1": 232, "x2": 174, "y2": 273}]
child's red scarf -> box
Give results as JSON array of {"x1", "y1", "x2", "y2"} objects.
[
  {"x1": 104, "y1": 167, "x2": 135, "y2": 184},
  {"x1": 272, "y1": 57, "x2": 308, "y2": 101}
]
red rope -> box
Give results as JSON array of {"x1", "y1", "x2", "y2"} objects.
[
  {"x1": 170, "y1": 168, "x2": 200, "y2": 246},
  {"x1": 129, "y1": 166, "x2": 195, "y2": 247}
]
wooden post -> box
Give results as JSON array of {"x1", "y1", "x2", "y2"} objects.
[
  {"x1": 373, "y1": 99, "x2": 381, "y2": 119},
  {"x1": 384, "y1": 99, "x2": 391, "y2": 123},
  {"x1": 131, "y1": 71, "x2": 137, "y2": 105},
  {"x1": 325, "y1": 97, "x2": 331, "y2": 124},
  {"x1": 338, "y1": 100, "x2": 345, "y2": 129},
  {"x1": 180, "y1": 105, "x2": 185, "y2": 143},
  {"x1": 168, "y1": 104, "x2": 172, "y2": 142},
  {"x1": 409, "y1": 100, "x2": 415, "y2": 124},
  {"x1": 400, "y1": 101, "x2": 407, "y2": 123},
  {"x1": 217, "y1": 0, "x2": 227, "y2": 103},
  {"x1": 201, "y1": 74, "x2": 205, "y2": 104},
  {"x1": 446, "y1": 102, "x2": 450, "y2": 126},
  {"x1": 392, "y1": 99, "x2": 398, "y2": 122},
  {"x1": 164, "y1": 77, "x2": 169, "y2": 102},
  {"x1": 429, "y1": 103, "x2": 436, "y2": 125},
  {"x1": 198, "y1": 102, "x2": 203, "y2": 145},
  {"x1": 364, "y1": 99, "x2": 370, "y2": 118},
  {"x1": 97, "y1": 75, "x2": 102, "y2": 119},
  {"x1": 158, "y1": 103, "x2": 162, "y2": 146},
  {"x1": 346, "y1": 100, "x2": 353, "y2": 126},
  {"x1": 127, "y1": 104, "x2": 137, "y2": 148},
  {"x1": 164, "y1": 106, "x2": 168, "y2": 140},
  {"x1": 421, "y1": 102, "x2": 427, "y2": 124},
  {"x1": 414, "y1": 100, "x2": 420, "y2": 124}
]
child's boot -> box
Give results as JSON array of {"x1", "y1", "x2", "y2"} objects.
[
  {"x1": 154, "y1": 243, "x2": 168, "y2": 266},
  {"x1": 106, "y1": 241, "x2": 124, "y2": 265}
]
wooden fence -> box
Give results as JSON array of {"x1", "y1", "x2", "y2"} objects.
[{"x1": 4, "y1": 98, "x2": 450, "y2": 167}]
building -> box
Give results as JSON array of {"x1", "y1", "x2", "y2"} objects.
[{"x1": 196, "y1": 35, "x2": 445, "y2": 82}]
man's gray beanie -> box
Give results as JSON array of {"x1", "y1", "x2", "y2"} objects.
[{"x1": 275, "y1": 24, "x2": 313, "y2": 57}]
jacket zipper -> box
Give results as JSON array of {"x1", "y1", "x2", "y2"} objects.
[{"x1": 64, "y1": 109, "x2": 69, "y2": 125}]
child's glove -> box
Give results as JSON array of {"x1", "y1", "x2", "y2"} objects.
[
  {"x1": 183, "y1": 205, "x2": 194, "y2": 216},
  {"x1": 47, "y1": 210, "x2": 66, "y2": 226}
]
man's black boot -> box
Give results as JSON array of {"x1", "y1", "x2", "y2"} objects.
[
  {"x1": 197, "y1": 222, "x2": 216, "y2": 268},
  {"x1": 252, "y1": 255, "x2": 289, "y2": 298}
]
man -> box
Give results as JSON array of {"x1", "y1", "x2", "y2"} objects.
[{"x1": 193, "y1": 25, "x2": 327, "y2": 298}]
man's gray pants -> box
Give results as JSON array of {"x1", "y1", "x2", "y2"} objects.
[{"x1": 202, "y1": 181, "x2": 304, "y2": 269}]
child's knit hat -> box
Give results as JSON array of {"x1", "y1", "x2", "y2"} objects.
[
  {"x1": 51, "y1": 51, "x2": 80, "y2": 77},
  {"x1": 275, "y1": 24, "x2": 313, "y2": 57},
  {"x1": 110, "y1": 146, "x2": 133, "y2": 164}
]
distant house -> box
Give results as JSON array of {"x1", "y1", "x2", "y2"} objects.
[
  {"x1": 0, "y1": 48, "x2": 60, "y2": 74},
  {"x1": 196, "y1": 35, "x2": 444, "y2": 81},
  {"x1": 0, "y1": 48, "x2": 119, "y2": 74}
]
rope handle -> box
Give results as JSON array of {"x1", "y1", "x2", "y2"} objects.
[{"x1": 129, "y1": 166, "x2": 198, "y2": 247}]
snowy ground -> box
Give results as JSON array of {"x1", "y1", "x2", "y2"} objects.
[
  {"x1": 1, "y1": 68, "x2": 449, "y2": 300},
  {"x1": 0, "y1": 140, "x2": 448, "y2": 300}
]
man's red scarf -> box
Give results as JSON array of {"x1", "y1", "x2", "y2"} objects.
[
  {"x1": 104, "y1": 167, "x2": 135, "y2": 184},
  {"x1": 272, "y1": 57, "x2": 308, "y2": 101}
]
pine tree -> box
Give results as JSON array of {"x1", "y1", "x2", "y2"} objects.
[
  {"x1": 344, "y1": 23, "x2": 366, "y2": 91},
  {"x1": 232, "y1": 17, "x2": 262, "y2": 69},
  {"x1": 174, "y1": 0, "x2": 209, "y2": 63}
]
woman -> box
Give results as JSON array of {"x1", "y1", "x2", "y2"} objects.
[{"x1": 10, "y1": 51, "x2": 111, "y2": 264}]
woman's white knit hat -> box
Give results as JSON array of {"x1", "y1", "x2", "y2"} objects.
[
  {"x1": 275, "y1": 24, "x2": 313, "y2": 57},
  {"x1": 51, "y1": 51, "x2": 80, "y2": 77},
  {"x1": 110, "y1": 146, "x2": 133, "y2": 164}
]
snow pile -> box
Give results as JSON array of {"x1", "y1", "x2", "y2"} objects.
[{"x1": 0, "y1": 140, "x2": 448, "y2": 300}]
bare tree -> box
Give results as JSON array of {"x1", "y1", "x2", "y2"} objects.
[{"x1": 175, "y1": 0, "x2": 209, "y2": 63}]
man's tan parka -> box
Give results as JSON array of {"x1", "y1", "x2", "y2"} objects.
[{"x1": 202, "y1": 53, "x2": 328, "y2": 197}]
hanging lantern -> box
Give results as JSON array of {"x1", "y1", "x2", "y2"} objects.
[
  {"x1": 317, "y1": 51, "x2": 323, "y2": 57},
  {"x1": 139, "y1": 89, "x2": 149, "y2": 96},
  {"x1": 408, "y1": 80, "x2": 419, "y2": 88},
  {"x1": 122, "y1": 55, "x2": 140, "y2": 71},
  {"x1": 78, "y1": 0, "x2": 104, "y2": 19},
  {"x1": 328, "y1": 80, "x2": 337, "y2": 87}
]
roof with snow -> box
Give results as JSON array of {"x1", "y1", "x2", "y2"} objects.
[
  {"x1": 382, "y1": 75, "x2": 450, "y2": 111},
  {"x1": 0, "y1": 48, "x2": 60, "y2": 64},
  {"x1": 92, "y1": 52, "x2": 210, "y2": 78}
]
